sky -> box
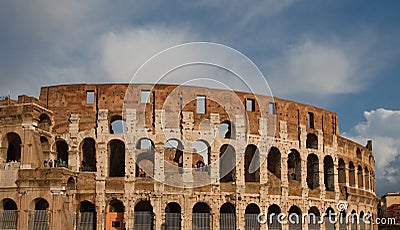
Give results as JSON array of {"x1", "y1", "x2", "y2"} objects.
[{"x1": 0, "y1": 0, "x2": 399, "y2": 196}]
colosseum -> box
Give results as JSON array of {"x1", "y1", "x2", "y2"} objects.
[{"x1": 0, "y1": 83, "x2": 376, "y2": 230}]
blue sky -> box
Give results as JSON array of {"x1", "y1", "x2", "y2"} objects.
[{"x1": 0, "y1": 0, "x2": 399, "y2": 196}]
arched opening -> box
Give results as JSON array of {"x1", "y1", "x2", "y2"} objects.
[
  {"x1": 360, "y1": 211, "x2": 365, "y2": 230},
  {"x1": 306, "y1": 133, "x2": 318, "y2": 149},
  {"x1": 349, "y1": 162, "x2": 355, "y2": 187},
  {"x1": 134, "y1": 201, "x2": 153, "y2": 230},
  {"x1": 67, "y1": 177, "x2": 76, "y2": 190},
  {"x1": 350, "y1": 210, "x2": 357, "y2": 230},
  {"x1": 40, "y1": 136, "x2": 50, "y2": 156},
  {"x1": 288, "y1": 149, "x2": 301, "y2": 181},
  {"x1": 165, "y1": 139, "x2": 184, "y2": 173},
  {"x1": 325, "y1": 208, "x2": 335, "y2": 230},
  {"x1": 81, "y1": 138, "x2": 96, "y2": 172},
  {"x1": 79, "y1": 201, "x2": 96, "y2": 230},
  {"x1": 307, "y1": 154, "x2": 319, "y2": 189},
  {"x1": 219, "y1": 144, "x2": 236, "y2": 182},
  {"x1": 267, "y1": 147, "x2": 281, "y2": 179},
  {"x1": 56, "y1": 139, "x2": 68, "y2": 167},
  {"x1": 268, "y1": 204, "x2": 282, "y2": 230},
  {"x1": 288, "y1": 206, "x2": 302, "y2": 230},
  {"x1": 0, "y1": 198, "x2": 17, "y2": 229},
  {"x1": 219, "y1": 121, "x2": 235, "y2": 139},
  {"x1": 357, "y1": 165, "x2": 364, "y2": 188},
  {"x1": 244, "y1": 145, "x2": 260, "y2": 182},
  {"x1": 324, "y1": 156, "x2": 334, "y2": 191},
  {"x1": 136, "y1": 138, "x2": 155, "y2": 178},
  {"x1": 5, "y1": 133, "x2": 22, "y2": 163},
  {"x1": 308, "y1": 207, "x2": 320, "y2": 230},
  {"x1": 364, "y1": 167, "x2": 370, "y2": 190},
  {"x1": 245, "y1": 203, "x2": 260, "y2": 230},
  {"x1": 38, "y1": 114, "x2": 51, "y2": 131},
  {"x1": 339, "y1": 211, "x2": 347, "y2": 230},
  {"x1": 110, "y1": 115, "x2": 126, "y2": 134},
  {"x1": 32, "y1": 198, "x2": 49, "y2": 229},
  {"x1": 106, "y1": 200, "x2": 124, "y2": 230},
  {"x1": 192, "y1": 202, "x2": 210, "y2": 230},
  {"x1": 108, "y1": 140, "x2": 125, "y2": 177},
  {"x1": 192, "y1": 140, "x2": 211, "y2": 173},
  {"x1": 220, "y1": 202, "x2": 236, "y2": 230},
  {"x1": 356, "y1": 148, "x2": 362, "y2": 159},
  {"x1": 338, "y1": 159, "x2": 346, "y2": 184},
  {"x1": 165, "y1": 202, "x2": 181, "y2": 230}
]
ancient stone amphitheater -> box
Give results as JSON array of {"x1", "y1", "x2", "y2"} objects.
[{"x1": 0, "y1": 83, "x2": 376, "y2": 230}]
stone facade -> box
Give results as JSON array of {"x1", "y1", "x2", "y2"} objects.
[{"x1": 0, "y1": 83, "x2": 376, "y2": 229}]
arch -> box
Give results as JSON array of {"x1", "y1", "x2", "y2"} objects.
[
  {"x1": 1, "y1": 198, "x2": 17, "y2": 210},
  {"x1": 306, "y1": 133, "x2": 318, "y2": 149},
  {"x1": 244, "y1": 144, "x2": 260, "y2": 182},
  {"x1": 324, "y1": 156, "x2": 335, "y2": 191},
  {"x1": 40, "y1": 136, "x2": 50, "y2": 155},
  {"x1": 219, "y1": 120, "x2": 235, "y2": 139},
  {"x1": 78, "y1": 201, "x2": 96, "y2": 230},
  {"x1": 268, "y1": 204, "x2": 282, "y2": 230},
  {"x1": 288, "y1": 149, "x2": 301, "y2": 181},
  {"x1": 67, "y1": 177, "x2": 76, "y2": 190},
  {"x1": 219, "y1": 144, "x2": 236, "y2": 182},
  {"x1": 350, "y1": 210, "x2": 357, "y2": 230},
  {"x1": 245, "y1": 203, "x2": 260, "y2": 230},
  {"x1": 220, "y1": 202, "x2": 236, "y2": 230},
  {"x1": 165, "y1": 202, "x2": 181, "y2": 230},
  {"x1": 4, "y1": 132, "x2": 22, "y2": 163},
  {"x1": 136, "y1": 152, "x2": 155, "y2": 178},
  {"x1": 56, "y1": 139, "x2": 68, "y2": 167},
  {"x1": 338, "y1": 159, "x2": 346, "y2": 184},
  {"x1": 357, "y1": 165, "x2": 364, "y2": 188},
  {"x1": 339, "y1": 210, "x2": 347, "y2": 230},
  {"x1": 364, "y1": 167, "x2": 370, "y2": 190},
  {"x1": 308, "y1": 206, "x2": 320, "y2": 230},
  {"x1": 165, "y1": 139, "x2": 184, "y2": 171},
  {"x1": 288, "y1": 206, "x2": 302, "y2": 230},
  {"x1": 267, "y1": 147, "x2": 281, "y2": 179},
  {"x1": 356, "y1": 148, "x2": 362, "y2": 159},
  {"x1": 192, "y1": 140, "x2": 211, "y2": 166},
  {"x1": 325, "y1": 208, "x2": 335, "y2": 230},
  {"x1": 192, "y1": 202, "x2": 210, "y2": 230},
  {"x1": 307, "y1": 154, "x2": 319, "y2": 189},
  {"x1": 360, "y1": 211, "x2": 365, "y2": 230},
  {"x1": 38, "y1": 114, "x2": 51, "y2": 131},
  {"x1": 349, "y1": 161, "x2": 355, "y2": 187},
  {"x1": 134, "y1": 201, "x2": 153, "y2": 230},
  {"x1": 108, "y1": 140, "x2": 125, "y2": 177},
  {"x1": 32, "y1": 198, "x2": 49, "y2": 229},
  {"x1": 107, "y1": 200, "x2": 124, "y2": 230},
  {"x1": 136, "y1": 138, "x2": 155, "y2": 150},
  {"x1": 110, "y1": 115, "x2": 126, "y2": 134},
  {"x1": 81, "y1": 138, "x2": 96, "y2": 172}
]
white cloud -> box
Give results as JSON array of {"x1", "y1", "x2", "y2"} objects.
[{"x1": 344, "y1": 108, "x2": 400, "y2": 194}]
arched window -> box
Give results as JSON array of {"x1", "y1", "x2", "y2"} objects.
[
  {"x1": 245, "y1": 203, "x2": 260, "y2": 230},
  {"x1": 4, "y1": 133, "x2": 22, "y2": 163},
  {"x1": 219, "y1": 121, "x2": 235, "y2": 139},
  {"x1": 338, "y1": 159, "x2": 346, "y2": 184},
  {"x1": 308, "y1": 207, "x2": 320, "y2": 230},
  {"x1": 220, "y1": 203, "x2": 236, "y2": 230},
  {"x1": 33, "y1": 198, "x2": 49, "y2": 229},
  {"x1": 165, "y1": 139, "x2": 183, "y2": 171},
  {"x1": 81, "y1": 138, "x2": 96, "y2": 172},
  {"x1": 350, "y1": 210, "x2": 357, "y2": 230},
  {"x1": 165, "y1": 202, "x2": 181, "y2": 230},
  {"x1": 307, "y1": 154, "x2": 319, "y2": 189},
  {"x1": 1, "y1": 198, "x2": 17, "y2": 229},
  {"x1": 364, "y1": 167, "x2": 370, "y2": 190},
  {"x1": 267, "y1": 147, "x2": 281, "y2": 179},
  {"x1": 288, "y1": 206, "x2": 302, "y2": 230},
  {"x1": 108, "y1": 140, "x2": 125, "y2": 177},
  {"x1": 356, "y1": 148, "x2": 362, "y2": 159},
  {"x1": 306, "y1": 133, "x2": 318, "y2": 149},
  {"x1": 38, "y1": 114, "x2": 51, "y2": 131},
  {"x1": 219, "y1": 144, "x2": 236, "y2": 182},
  {"x1": 360, "y1": 211, "x2": 365, "y2": 230},
  {"x1": 268, "y1": 204, "x2": 282, "y2": 230},
  {"x1": 110, "y1": 115, "x2": 126, "y2": 134},
  {"x1": 40, "y1": 137, "x2": 50, "y2": 155},
  {"x1": 67, "y1": 177, "x2": 76, "y2": 190},
  {"x1": 192, "y1": 140, "x2": 211, "y2": 173},
  {"x1": 136, "y1": 138, "x2": 155, "y2": 178},
  {"x1": 357, "y1": 165, "x2": 364, "y2": 188},
  {"x1": 79, "y1": 201, "x2": 96, "y2": 230},
  {"x1": 324, "y1": 156, "x2": 334, "y2": 191},
  {"x1": 134, "y1": 201, "x2": 153, "y2": 229},
  {"x1": 107, "y1": 200, "x2": 124, "y2": 230},
  {"x1": 192, "y1": 202, "x2": 210, "y2": 230},
  {"x1": 288, "y1": 149, "x2": 301, "y2": 181},
  {"x1": 245, "y1": 145, "x2": 260, "y2": 182},
  {"x1": 349, "y1": 162, "x2": 355, "y2": 187},
  {"x1": 56, "y1": 140, "x2": 68, "y2": 167},
  {"x1": 325, "y1": 208, "x2": 335, "y2": 230}
]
